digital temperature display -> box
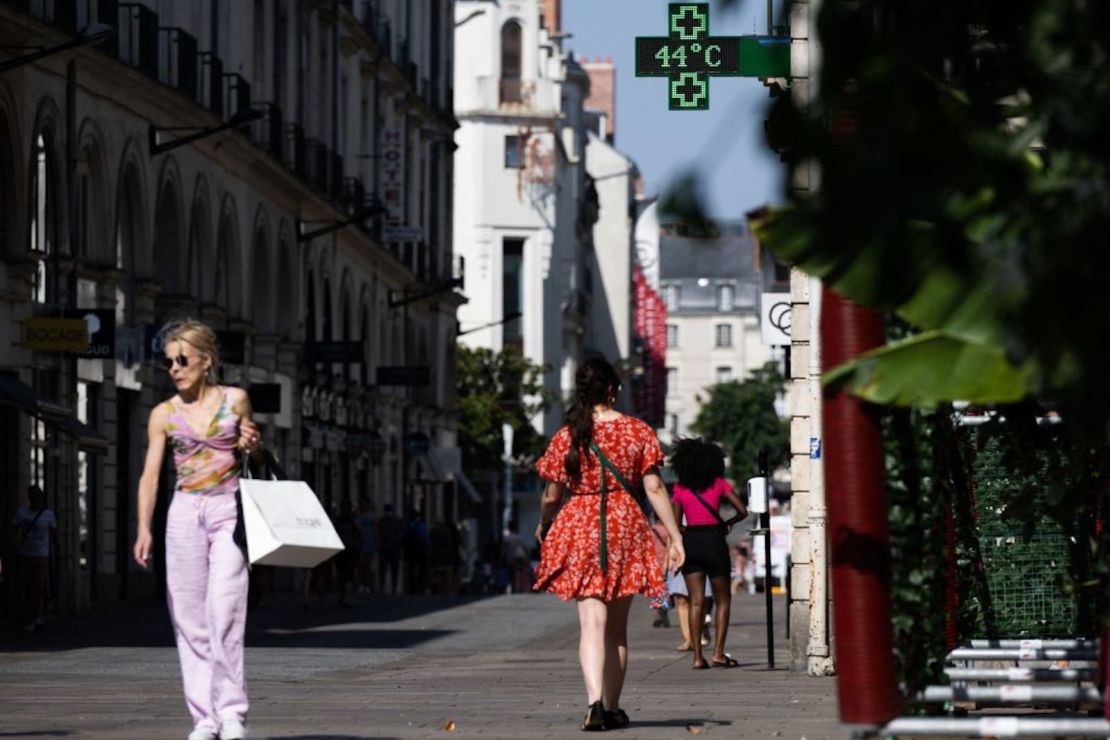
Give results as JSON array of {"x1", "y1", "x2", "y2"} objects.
[{"x1": 635, "y1": 37, "x2": 741, "y2": 76}]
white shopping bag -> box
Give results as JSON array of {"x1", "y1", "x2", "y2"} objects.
[{"x1": 239, "y1": 462, "x2": 343, "y2": 568}]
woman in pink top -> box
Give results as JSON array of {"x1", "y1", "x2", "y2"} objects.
[
  {"x1": 132, "y1": 321, "x2": 264, "y2": 740},
  {"x1": 670, "y1": 438, "x2": 749, "y2": 669}
]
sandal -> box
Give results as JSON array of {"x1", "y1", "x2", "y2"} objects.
[
  {"x1": 582, "y1": 701, "x2": 606, "y2": 732},
  {"x1": 711, "y1": 654, "x2": 740, "y2": 668},
  {"x1": 603, "y1": 708, "x2": 630, "y2": 730},
  {"x1": 676, "y1": 641, "x2": 693, "y2": 652},
  {"x1": 692, "y1": 659, "x2": 711, "y2": 670}
]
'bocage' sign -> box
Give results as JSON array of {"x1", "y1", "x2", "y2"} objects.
[{"x1": 22, "y1": 310, "x2": 116, "y2": 358}]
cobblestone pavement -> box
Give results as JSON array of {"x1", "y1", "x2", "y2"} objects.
[{"x1": 0, "y1": 589, "x2": 841, "y2": 739}]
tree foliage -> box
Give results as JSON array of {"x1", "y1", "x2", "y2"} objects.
[
  {"x1": 690, "y1": 362, "x2": 789, "y2": 480},
  {"x1": 749, "y1": 0, "x2": 1110, "y2": 455},
  {"x1": 456, "y1": 344, "x2": 556, "y2": 475}
]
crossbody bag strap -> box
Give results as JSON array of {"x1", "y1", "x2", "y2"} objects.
[
  {"x1": 688, "y1": 487, "x2": 729, "y2": 530},
  {"x1": 588, "y1": 441, "x2": 638, "y2": 575},
  {"x1": 18, "y1": 508, "x2": 46, "y2": 548}
]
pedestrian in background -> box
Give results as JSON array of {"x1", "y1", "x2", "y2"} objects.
[
  {"x1": 356, "y1": 497, "x2": 377, "y2": 594},
  {"x1": 132, "y1": 320, "x2": 264, "y2": 740},
  {"x1": 429, "y1": 520, "x2": 460, "y2": 594},
  {"x1": 670, "y1": 437, "x2": 749, "y2": 670},
  {"x1": 11, "y1": 485, "x2": 57, "y2": 631},
  {"x1": 377, "y1": 503, "x2": 403, "y2": 594},
  {"x1": 533, "y1": 358, "x2": 685, "y2": 731},
  {"x1": 334, "y1": 498, "x2": 361, "y2": 608},
  {"x1": 502, "y1": 522, "x2": 531, "y2": 594},
  {"x1": 648, "y1": 512, "x2": 671, "y2": 627},
  {"x1": 402, "y1": 509, "x2": 430, "y2": 594}
]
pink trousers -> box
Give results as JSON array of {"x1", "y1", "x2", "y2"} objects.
[{"x1": 165, "y1": 492, "x2": 249, "y2": 732}]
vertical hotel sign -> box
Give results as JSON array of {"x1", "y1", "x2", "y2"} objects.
[{"x1": 381, "y1": 127, "x2": 405, "y2": 226}]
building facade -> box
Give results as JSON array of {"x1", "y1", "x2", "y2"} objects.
[
  {"x1": 0, "y1": 0, "x2": 460, "y2": 617},
  {"x1": 658, "y1": 229, "x2": 779, "y2": 445},
  {"x1": 452, "y1": 0, "x2": 593, "y2": 439}
]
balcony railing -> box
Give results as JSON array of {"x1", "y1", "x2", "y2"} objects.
[
  {"x1": 379, "y1": 20, "x2": 391, "y2": 59},
  {"x1": 342, "y1": 178, "x2": 364, "y2": 214},
  {"x1": 328, "y1": 150, "x2": 344, "y2": 202},
  {"x1": 199, "y1": 52, "x2": 223, "y2": 116},
  {"x1": 222, "y1": 73, "x2": 251, "y2": 121},
  {"x1": 118, "y1": 3, "x2": 159, "y2": 78},
  {"x1": 360, "y1": 0, "x2": 377, "y2": 37},
  {"x1": 158, "y1": 27, "x2": 198, "y2": 100},
  {"x1": 284, "y1": 123, "x2": 307, "y2": 179},
  {"x1": 251, "y1": 103, "x2": 283, "y2": 160}
]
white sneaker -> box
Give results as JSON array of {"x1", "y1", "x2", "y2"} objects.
[
  {"x1": 220, "y1": 719, "x2": 247, "y2": 740},
  {"x1": 186, "y1": 728, "x2": 217, "y2": 740}
]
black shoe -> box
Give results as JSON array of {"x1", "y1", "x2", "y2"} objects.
[
  {"x1": 582, "y1": 701, "x2": 606, "y2": 731},
  {"x1": 603, "y1": 708, "x2": 629, "y2": 730}
]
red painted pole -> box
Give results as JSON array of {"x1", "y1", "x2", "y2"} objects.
[{"x1": 821, "y1": 288, "x2": 901, "y2": 724}]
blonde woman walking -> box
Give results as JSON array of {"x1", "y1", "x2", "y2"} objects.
[{"x1": 132, "y1": 321, "x2": 264, "y2": 740}]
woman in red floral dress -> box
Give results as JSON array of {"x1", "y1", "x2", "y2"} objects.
[{"x1": 534, "y1": 358, "x2": 685, "y2": 731}]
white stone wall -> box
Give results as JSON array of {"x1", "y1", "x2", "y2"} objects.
[
  {"x1": 662, "y1": 313, "x2": 771, "y2": 443},
  {"x1": 784, "y1": 0, "x2": 833, "y2": 676}
]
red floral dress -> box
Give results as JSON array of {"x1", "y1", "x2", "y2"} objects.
[{"x1": 533, "y1": 415, "x2": 666, "y2": 602}]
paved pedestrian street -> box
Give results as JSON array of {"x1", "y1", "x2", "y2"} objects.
[{"x1": 0, "y1": 591, "x2": 840, "y2": 739}]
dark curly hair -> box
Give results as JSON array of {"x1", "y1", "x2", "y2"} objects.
[
  {"x1": 563, "y1": 357, "x2": 622, "y2": 479},
  {"x1": 670, "y1": 437, "x2": 725, "y2": 494}
]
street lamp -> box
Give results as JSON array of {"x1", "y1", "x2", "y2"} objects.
[
  {"x1": 296, "y1": 199, "x2": 389, "y2": 242},
  {"x1": 149, "y1": 107, "x2": 267, "y2": 156},
  {"x1": 0, "y1": 24, "x2": 116, "y2": 73}
]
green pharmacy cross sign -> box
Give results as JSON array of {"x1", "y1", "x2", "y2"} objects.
[{"x1": 635, "y1": 3, "x2": 791, "y2": 111}]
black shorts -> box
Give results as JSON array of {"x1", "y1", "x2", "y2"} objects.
[{"x1": 681, "y1": 525, "x2": 730, "y2": 579}]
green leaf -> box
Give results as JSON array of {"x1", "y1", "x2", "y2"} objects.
[{"x1": 823, "y1": 331, "x2": 1036, "y2": 406}]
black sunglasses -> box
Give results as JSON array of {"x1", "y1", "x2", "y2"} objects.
[{"x1": 162, "y1": 355, "x2": 191, "y2": 370}]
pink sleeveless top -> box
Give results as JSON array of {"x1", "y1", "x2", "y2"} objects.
[{"x1": 164, "y1": 387, "x2": 241, "y2": 496}]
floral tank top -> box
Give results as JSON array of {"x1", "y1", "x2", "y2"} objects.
[{"x1": 164, "y1": 387, "x2": 241, "y2": 496}]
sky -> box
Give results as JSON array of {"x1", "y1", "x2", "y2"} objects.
[{"x1": 563, "y1": 0, "x2": 785, "y2": 220}]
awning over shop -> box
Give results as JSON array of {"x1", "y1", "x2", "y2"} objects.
[{"x1": 0, "y1": 373, "x2": 110, "y2": 453}]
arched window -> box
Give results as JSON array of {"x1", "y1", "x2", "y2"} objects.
[
  {"x1": 322, "y1": 277, "x2": 333, "y2": 342},
  {"x1": 341, "y1": 291, "x2": 352, "y2": 380},
  {"x1": 360, "y1": 309, "x2": 371, "y2": 385},
  {"x1": 115, "y1": 166, "x2": 141, "y2": 326},
  {"x1": 305, "y1": 269, "x2": 317, "y2": 344},
  {"x1": 500, "y1": 21, "x2": 523, "y2": 103},
  {"x1": 216, "y1": 210, "x2": 239, "y2": 317},
  {"x1": 30, "y1": 133, "x2": 54, "y2": 304},
  {"x1": 154, "y1": 183, "x2": 182, "y2": 293},
  {"x1": 186, "y1": 202, "x2": 205, "y2": 314},
  {"x1": 252, "y1": 230, "x2": 272, "y2": 333}
]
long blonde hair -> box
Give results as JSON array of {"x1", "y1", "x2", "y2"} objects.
[{"x1": 162, "y1": 319, "x2": 221, "y2": 370}]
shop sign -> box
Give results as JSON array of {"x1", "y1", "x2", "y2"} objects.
[
  {"x1": 23, "y1": 317, "x2": 88, "y2": 352},
  {"x1": 382, "y1": 225, "x2": 423, "y2": 242},
  {"x1": 307, "y1": 341, "x2": 362, "y2": 364},
  {"x1": 66, "y1": 309, "x2": 115, "y2": 359},
  {"x1": 381, "y1": 127, "x2": 405, "y2": 223},
  {"x1": 760, "y1": 292, "x2": 791, "y2": 346},
  {"x1": 377, "y1": 365, "x2": 430, "y2": 386}
]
